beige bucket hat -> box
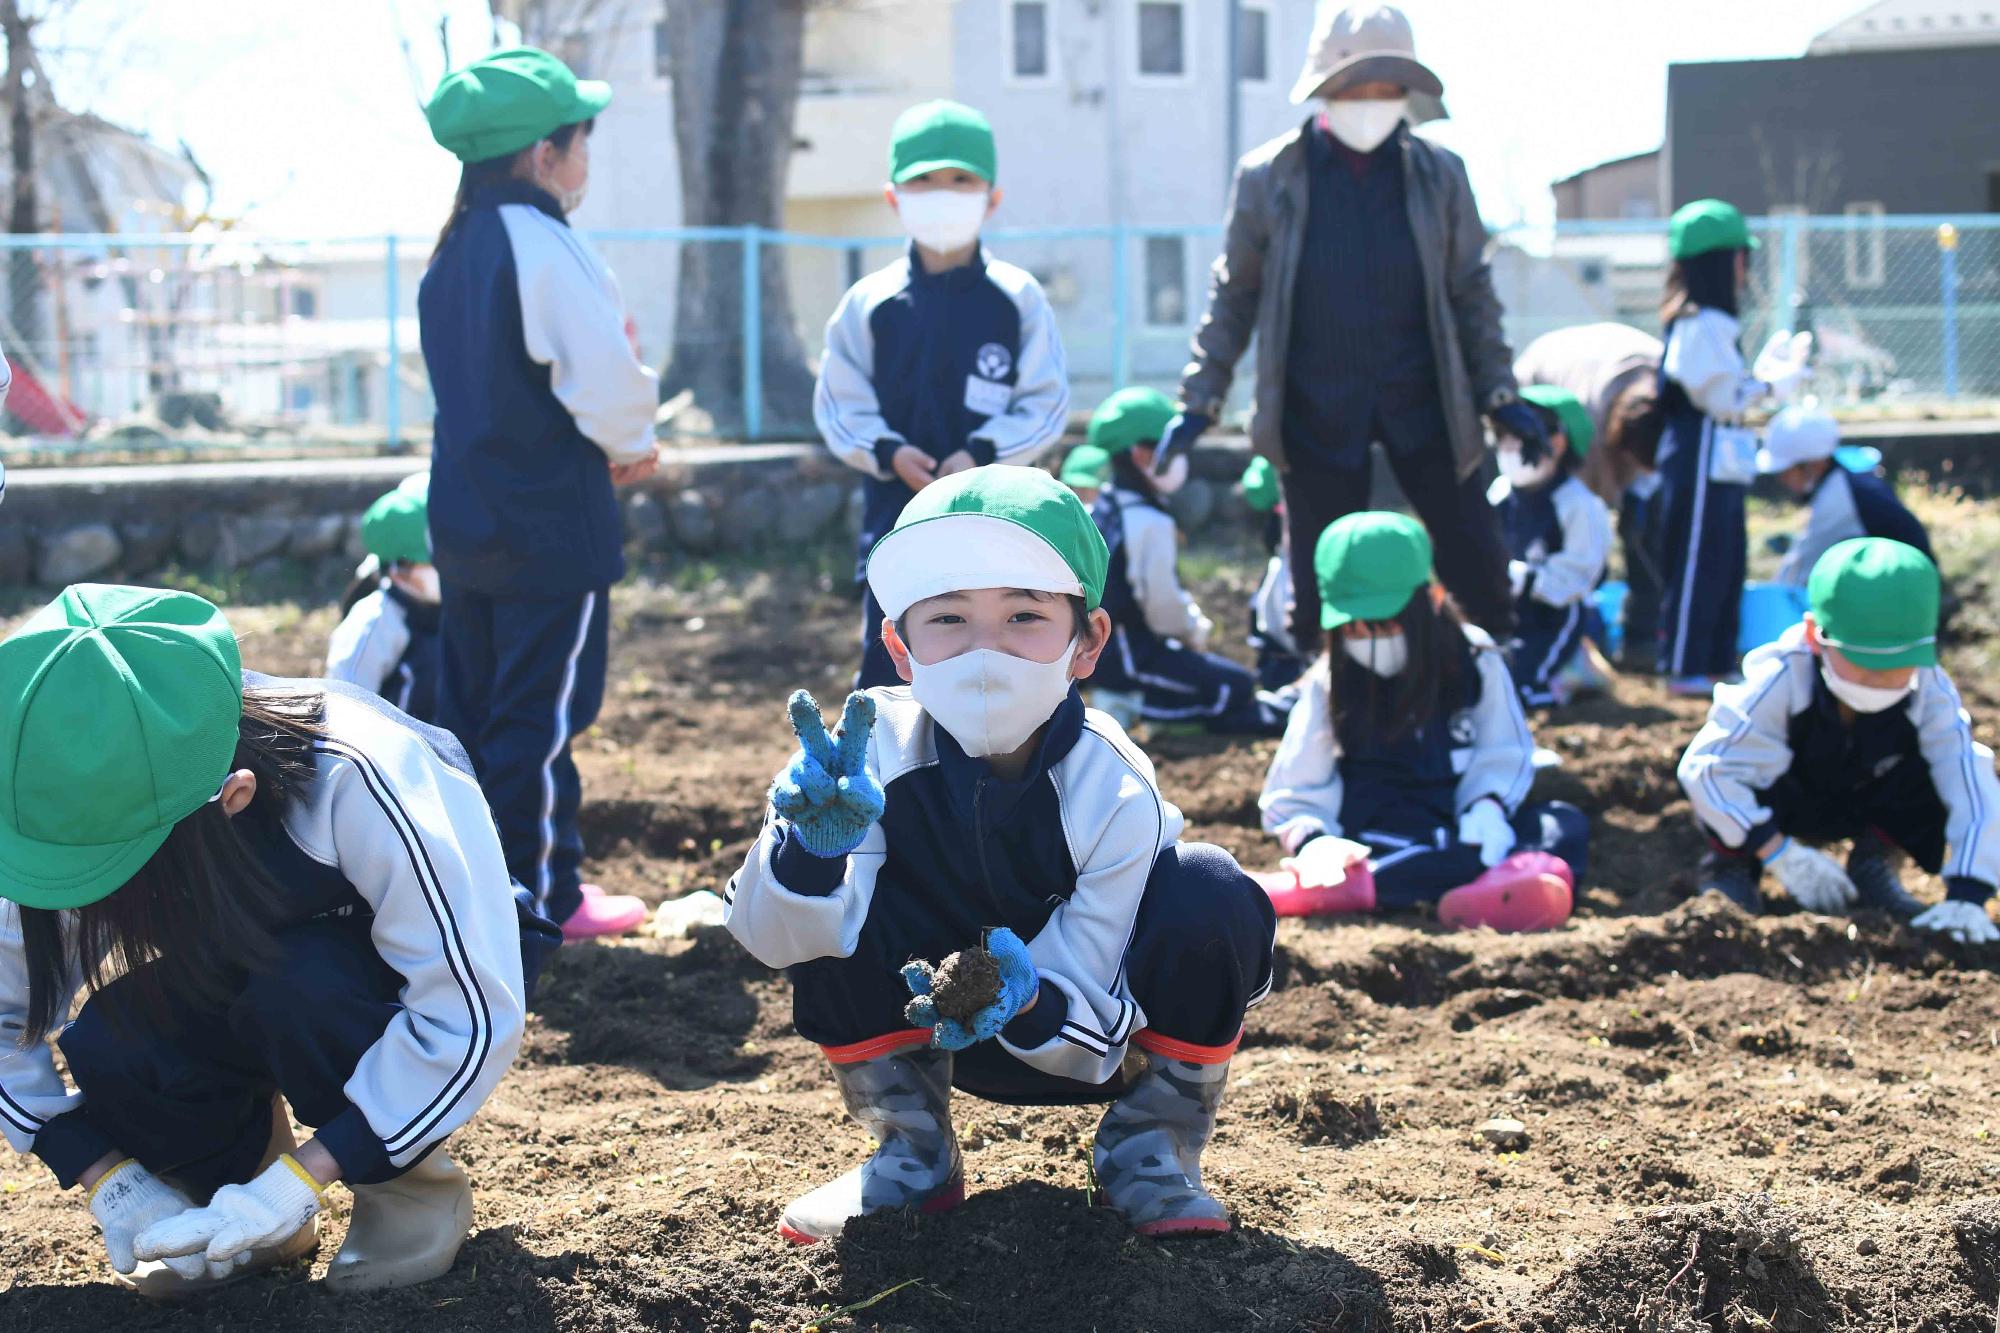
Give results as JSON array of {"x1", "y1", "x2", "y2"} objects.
[{"x1": 1290, "y1": 4, "x2": 1446, "y2": 120}]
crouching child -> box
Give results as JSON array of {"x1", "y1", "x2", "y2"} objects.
[
  {"x1": 725, "y1": 466, "x2": 1277, "y2": 1242},
  {"x1": 1678, "y1": 538, "x2": 1999, "y2": 941}
]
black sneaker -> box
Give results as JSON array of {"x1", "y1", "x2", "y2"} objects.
[
  {"x1": 1848, "y1": 835, "x2": 1924, "y2": 918},
  {"x1": 1699, "y1": 852, "x2": 1762, "y2": 912}
]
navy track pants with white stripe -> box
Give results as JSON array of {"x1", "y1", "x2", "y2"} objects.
[
  {"x1": 437, "y1": 584, "x2": 609, "y2": 926},
  {"x1": 1655, "y1": 416, "x2": 1747, "y2": 679},
  {"x1": 792, "y1": 843, "x2": 1276, "y2": 1105},
  {"x1": 1509, "y1": 599, "x2": 1601, "y2": 708},
  {"x1": 1098, "y1": 628, "x2": 1273, "y2": 734},
  {"x1": 53, "y1": 917, "x2": 408, "y2": 1196},
  {"x1": 1350, "y1": 801, "x2": 1590, "y2": 908}
]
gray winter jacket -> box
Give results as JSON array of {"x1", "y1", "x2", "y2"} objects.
[{"x1": 1177, "y1": 121, "x2": 1518, "y2": 480}]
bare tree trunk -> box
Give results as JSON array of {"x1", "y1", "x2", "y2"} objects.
[
  {"x1": 659, "y1": 0, "x2": 815, "y2": 438},
  {"x1": 1, "y1": 0, "x2": 42, "y2": 349}
]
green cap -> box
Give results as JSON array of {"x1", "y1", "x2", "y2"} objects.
[
  {"x1": 1808, "y1": 537, "x2": 1939, "y2": 670},
  {"x1": 361, "y1": 482, "x2": 431, "y2": 565},
  {"x1": 1314, "y1": 511, "x2": 1433, "y2": 630},
  {"x1": 867, "y1": 465, "x2": 1108, "y2": 618},
  {"x1": 1086, "y1": 387, "x2": 1176, "y2": 456},
  {"x1": 0, "y1": 585, "x2": 243, "y2": 910},
  {"x1": 1519, "y1": 384, "x2": 1593, "y2": 458},
  {"x1": 1670, "y1": 198, "x2": 1757, "y2": 261},
  {"x1": 426, "y1": 46, "x2": 611, "y2": 164},
  {"x1": 1059, "y1": 444, "x2": 1113, "y2": 490},
  {"x1": 1241, "y1": 456, "x2": 1281, "y2": 512},
  {"x1": 889, "y1": 100, "x2": 996, "y2": 185}
]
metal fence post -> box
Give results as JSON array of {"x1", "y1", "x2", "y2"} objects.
[
  {"x1": 741, "y1": 225, "x2": 764, "y2": 441},
  {"x1": 385, "y1": 234, "x2": 402, "y2": 449},
  {"x1": 1939, "y1": 222, "x2": 1960, "y2": 399},
  {"x1": 1111, "y1": 222, "x2": 1131, "y2": 390},
  {"x1": 1778, "y1": 213, "x2": 1802, "y2": 334}
]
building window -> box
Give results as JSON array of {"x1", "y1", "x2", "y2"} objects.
[
  {"x1": 1143, "y1": 234, "x2": 1186, "y2": 326},
  {"x1": 1238, "y1": 5, "x2": 1270, "y2": 82},
  {"x1": 1844, "y1": 201, "x2": 1886, "y2": 290},
  {"x1": 1009, "y1": 2, "x2": 1051, "y2": 80},
  {"x1": 1136, "y1": 2, "x2": 1186, "y2": 79},
  {"x1": 290, "y1": 287, "x2": 318, "y2": 319},
  {"x1": 653, "y1": 14, "x2": 671, "y2": 79}
]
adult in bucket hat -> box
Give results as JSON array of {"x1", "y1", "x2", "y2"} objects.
[
  {"x1": 1679, "y1": 538, "x2": 2000, "y2": 943},
  {"x1": 1160, "y1": 4, "x2": 1536, "y2": 648},
  {"x1": 0, "y1": 584, "x2": 555, "y2": 1295}
]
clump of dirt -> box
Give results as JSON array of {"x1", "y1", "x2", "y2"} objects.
[
  {"x1": 1266, "y1": 1082, "x2": 1385, "y2": 1146},
  {"x1": 907, "y1": 946, "x2": 1001, "y2": 1024}
]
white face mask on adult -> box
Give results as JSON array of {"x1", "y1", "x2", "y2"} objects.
[
  {"x1": 909, "y1": 639, "x2": 1077, "y2": 757},
  {"x1": 1820, "y1": 660, "x2": 1915, "y2": 714},
  {"x1": 1498, "y1": 446, "x2": 1559, "y2": 491},
  {"x1": 1322, "y1": 97, "x2": 1408, "y2": 154},
  {"x1": 895, "y1": 188, "x2": 988, "y2": 253},
  {"x1": 1151, "y1": 453, "x2": 1190, "y2": 496},
  {"x1": 1342, "y1": 632, "x2": 1409, "y2": 677}
]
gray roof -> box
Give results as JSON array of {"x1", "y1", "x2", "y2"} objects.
[{"x1": 1809, "y1": 0, "x2": 2000, "y2": 54}]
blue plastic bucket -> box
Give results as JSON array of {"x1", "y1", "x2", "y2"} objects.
[
  {"x1": 1594, "y1": 580, "x2": 1629, "y2": 656},
  {"x1": 1738, "y1": 582, "x2": 1807, "y2": 658}
]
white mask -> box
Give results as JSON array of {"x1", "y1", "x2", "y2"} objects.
[
  {"x1": 1498, "y1": 446, "x2": 1558, "y2": 490},
  {"x1": 557, "y1": 181, "x2": 587, "y2": 215},
  {"x1": 1820, "y1": 660, "x2": 1915, "y2": 714},
  {"x1": 895, "y1": 188, "x2": 989, "y2": 253},
  {"x1": 1322, "y1": 98, "x2": 1407, "y2": 154},
  {"x1": 910, "y1": 640, "x2": 1077, "y2": 757},
  {"x1": 1342, "y1": 632, "x2": 1409, "y2": 677},
  {"x1": 1151, "y1": 453, "x2": 1190, "y2": 496}
]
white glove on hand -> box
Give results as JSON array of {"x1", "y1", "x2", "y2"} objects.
[
  {"x1": 134, "y1": 1154, "x2": 322, "y2": 1280},
  {"x1": 1763, "y1": 838, "x2": 1857, "y2": 913},
  {"x1": 1912, "y1": 900, "x2": 2000, "y2": 944},
  {"x1": 89, "y1": 1160, "x2": 207, "y2": 1280},
  {"x1": 1283, "y1": 836, "x2": 1371, "y2": 889},
  {"x1": 1753, "y1": 330, "x2": 1814, "y2": 401},
  {"x1": 1458, "y1": 800, "x2": 1516, "y2": 868},
  {"x1": 1188, "y1": 613, "x2": 1214, "y2": 655},
  {"x1": 1507, "y1": 560, "x2": 1530, "y2": 600}
]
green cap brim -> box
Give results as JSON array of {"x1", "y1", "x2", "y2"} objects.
[
  {"x1": 0, "y1": 818, "x2": 176, "y2": 911},
  {"x1": 1321, "y1": 588, "x2": 1416, "y2": 630},
  {"x1": 1820, "y1": 634, "x2": 1936, "y2": 671},
  {"x1": 892, "y1": 157, "x2": 991, "y2": 185}
]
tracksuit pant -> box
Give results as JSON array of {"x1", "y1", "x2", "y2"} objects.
[
  {"x1": 1349, "y1": 801, "x2": 1590, "y2": 908},
  {"x1": 1699, "y1": 740, "x2": 1948, "y2": 878},
  {"x1": 438, "y1": 584, "x2": 609, "y2": 925},
  {"x1": 1099, "y1": 628, "x2": 1276, "y2": 734},
  {"x1": 793, "y1": 843, "x2": 1276, "y2": 1105},
  {"x1": 1619, "y1": 477, "x2": 1666, "y2": 673},
  {"x1": 1655, "y1": 415, "x2": 1746, "y2": 679},
  {"x1": 1510, "y1": 600, "x2": 1603, "y2": 708},
  {"x1": 1282, "y1": 447, "x2": 1514, "y2": 645}
]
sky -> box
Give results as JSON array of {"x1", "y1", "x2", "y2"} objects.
[{"x1": 34, "y1": 0, "x2": 1871, "y2": 238}]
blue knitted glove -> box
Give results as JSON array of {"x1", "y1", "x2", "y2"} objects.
[
  {"x1": 769, "y1": 690, "x2": 883, "y2": 858},
  {"x1": 1151, "y1": 411, "x2": 1210, "y2": 476},
  {"x1": 1490, "y1": 400, "x2": 1550, "y2": 467},
  {"x1": 901, "y1": 927, "x2": 1041, "y2": 1051}
]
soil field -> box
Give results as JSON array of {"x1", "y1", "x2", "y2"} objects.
[{"x1": 6, "y1": 520, "x2": 2000, "y2": 1332}]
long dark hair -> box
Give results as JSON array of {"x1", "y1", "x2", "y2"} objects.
[
  {"x1": 16, "y1": 688, "x2": 328, "y2": 1043},
  {"x1": 1322, "y1": 583, "x2": 1467, "y2": 746},
  {"x1": 1110, "y1": 448, "x2": 1168, "y2": 505},
  {"x1": 1660, "y1": 247, "x2": 1742, "y2": 323},
  {"x1": 432, "y1": 118, "x2": 593, "y2": 259},
  {"x1": 339, "y1": 558, "x2": 384, "y2": 617}
]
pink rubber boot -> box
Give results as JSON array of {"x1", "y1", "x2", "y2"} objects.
[
  {"x1": 1251, "y1": 861, "x2": 1378, "y2": 918},
  {"x1": 561, "y1": 885, "x2": 648, "y2": 940},
  {"x1": 1437, "y1": 852, "x2": 1573, "y2": 933}
]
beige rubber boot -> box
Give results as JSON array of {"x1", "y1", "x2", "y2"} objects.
[
  {"x1": 322, "y1": 1150, "x2": 473, "y2": 1293},
  {"x1": 117, "y1": 1099, "x2": 319, "y2": 1299}
]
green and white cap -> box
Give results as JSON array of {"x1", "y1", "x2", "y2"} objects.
[
  {"x1": 1669, "y1": 198, "x2": 1757, "y2": 261},
  {"x1": 1519, "y1": 384, "x2": 1593, "y2": 457},
  {"x1": 867, "y1": 466, "x2": 1108, "y2": 618},
  {"x1": 1809, "y1": 537, "x2": 1939, "y2": 670},
  {"x1": 1314, "y1": 511, "x2": 1433, "y2": 629},
  {"x1": 426, "y1": 46, "x2": 611, "y2": 164},
  {"x1": 1086, "y1": 386, "x2": 1176, "y2": 456},
  {"x1": 1241, "y1": 456, "x2": 1281, "y2": 513},
  {"x1": 361, "y1": 481, "x2": 431, "y2": 565},
  {"x1": 1059, "y1": 444, "x2": 1113, "y2": 490},
  {"x1": 0, "y1": 585, "x2": 243, "y2": 910},
  {"x1": 889, "y1": 100, "x2": 996, "y2": 185}
]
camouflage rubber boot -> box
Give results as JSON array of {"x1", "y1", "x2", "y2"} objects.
[
  {"x1": 779, "y1": 1046, "x2": 963, "y2": 1244},
  {"x1": 1848, "y1": 835, "x2": 1925, "y2": 918},
  {"x1": 1092, "y1": 1053, "x2": 1232, "y2": 1237}
]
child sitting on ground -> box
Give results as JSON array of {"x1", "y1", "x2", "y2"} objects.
[
  {"x1": 1760, "y1": 407, "x2": 1934, "y2": 589},
  {"x1": 1489, "y1": 385, "x2": 1613, "y2": 708},
  {"x1": 1678, "y1": 538, "x2": 1997, "y2": 941},
  {"x1": 725, "y1": 465, "x2": 1276, "y2": 1244},
  {"x1": 1259, "y1": 512, "x2": 1588, "y2": 931},
  {"x1": 1085, "y1": 387, "x2": 1287, "y2": 735},
  {"x1": 326, "y1": 478, "x2": 441, "y2": 723}
]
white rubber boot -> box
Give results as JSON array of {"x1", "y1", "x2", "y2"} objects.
[{"x1": 322, "y1": 1151, "x2": 474, "y2": 1293}]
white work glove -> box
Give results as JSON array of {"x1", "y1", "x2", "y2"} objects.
[
  {"x1": 134, "y1": 1154, "x2": 323, "y2": 1280},
  {"x1": 1458, "y1": 799, "x2": 1516, "y2": 868},
  {"x1": 89, "y1": 1160, "x2": 208, "y2": 1280},
  {"x1": 1187, "y1": 613, "x2": 1214, "y2": 655},
  {"x1": 1912, "y1": 900, "x2": 2000, "y2": 944},
  {"x1": 1507, "y1": 560, "x2": 1531, "y2": 600},
  {"x1": 1752, "y1": 330, "x2": 1814, "y2": 402},
  {"x1": 1762, "y1": 837, "x2": 1856, "y2": 914},
  {"x1": 1283, "y1": 836, "x2": 1371, "y2": 889}
]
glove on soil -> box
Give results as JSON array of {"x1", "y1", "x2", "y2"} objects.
[
  {"x1": 1762, "y1": 838, "x2": 1857, "y2": 914},
  {"x1": 903, "y1": 927, "x2": 1040, "y2": 1050},
  {"x1": 1912, "y1": 900, "x2": 2000, "y2": 944},
  {"x1": 771, "y1": 690, "x2": 884, "y2": 858},
  {"x1": 134, "y1": 1154, "x2": 322, "y2": 1280},
  {"x1": 89, "y1": 1160, "x2": 206, "y2": 1280}
]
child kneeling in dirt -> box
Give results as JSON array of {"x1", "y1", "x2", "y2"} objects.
[
  {"x1": 0, "y1": 585, "x2": 558, "y2": 1295},
  {"x1": 326, "y1": 477, "x2": 442, "y2": 723},
  {"x1": 1678, "y1": 538, "x2": 2000, "y2": 941},
  {"x1": 1258, "y1": 512, "x2": 1588, "y2": 931},
  {"x1": 725, "y1": 465, "x2": 1276, "y2": 1243}
]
